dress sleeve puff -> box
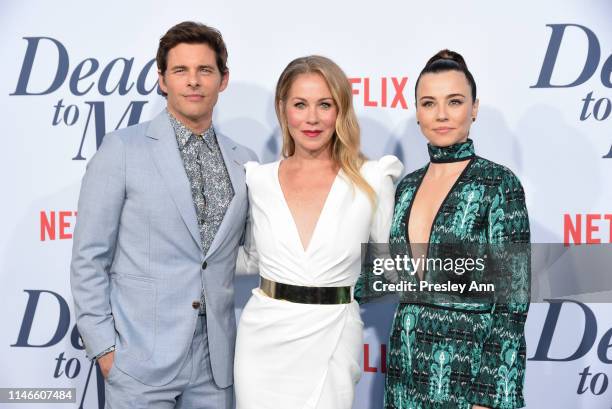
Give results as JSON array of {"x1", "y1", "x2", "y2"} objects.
[
  {"x1": 368, "y1": 155, "x2": 404, "y2": 243},
  {"x1": 355, "y1": 155, "x2": 403, "y2": 304}
]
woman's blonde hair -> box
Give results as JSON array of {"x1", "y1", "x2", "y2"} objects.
[{"x1": 275, "y1": 55, "x2": 376, "y2": 205}]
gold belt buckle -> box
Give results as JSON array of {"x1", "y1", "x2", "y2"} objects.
[{"x1": 260, "y1": 276, "x2": 278, "y2": 299}]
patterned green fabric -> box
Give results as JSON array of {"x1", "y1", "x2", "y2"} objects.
[
  {"x1": 356, "y1": 139, "x2": 530, "y2": 409},
  {"x1": 428, "y1": 138, "x2": 476, "y2": 163}
]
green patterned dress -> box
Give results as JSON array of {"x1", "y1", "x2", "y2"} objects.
[{"x1": 356, "y1": 139, "x2": 530, "y2": 409}]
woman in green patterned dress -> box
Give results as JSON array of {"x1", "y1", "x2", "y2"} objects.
[{"x1": 357, "y1": 50, "x2": 530, "y2": 409}]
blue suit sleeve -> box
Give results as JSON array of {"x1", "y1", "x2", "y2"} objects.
[{"x1": 70, "y1": 133, "x2": 125, "y2": 359}]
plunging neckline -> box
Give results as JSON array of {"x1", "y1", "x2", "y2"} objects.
[
  {"x1": 276, "y1": 160, "x2": 340, "y2": 254},
  {"x1": 406, "y1": 158, "x2": 475, "y2": 280}
]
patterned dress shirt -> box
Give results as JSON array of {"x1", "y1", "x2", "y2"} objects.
[{"x1": 168, "y1": 110, "x2": 234, "y2": 315}]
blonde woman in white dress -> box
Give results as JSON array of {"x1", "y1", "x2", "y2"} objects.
[{"x1": 234, "y1": 55, "x2": 403, "y2": 409}]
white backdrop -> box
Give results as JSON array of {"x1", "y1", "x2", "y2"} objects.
[{"x1": 1, "y1": 0, "x2": 611, "y2": 408}]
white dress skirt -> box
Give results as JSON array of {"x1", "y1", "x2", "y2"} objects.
[{"x1": 234, "y1": 156, "x2": 403, "y2": 409}]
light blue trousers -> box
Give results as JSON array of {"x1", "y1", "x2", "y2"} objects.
[{"x1": 104, "y1": 316, "x2": 232, "y2": 409}]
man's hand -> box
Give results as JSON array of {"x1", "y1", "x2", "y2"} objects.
[{"x1": 97, "y1": 351, "x2": 115, "y2": 379}]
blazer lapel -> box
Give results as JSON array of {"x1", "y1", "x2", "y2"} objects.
[
  {"x1": 204, "y1": 132, "x2": 245, "y2": 259},
  {"x1": 146, "y1": 112, "x2": 203, "y2": 252}
]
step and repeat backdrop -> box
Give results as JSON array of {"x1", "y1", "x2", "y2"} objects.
[{"x1": 1, "y1": 0, "x2": 611, "y2": 408}]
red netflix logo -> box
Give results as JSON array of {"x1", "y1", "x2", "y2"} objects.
[
  {"x1": 349, "y1": 77, "x2": 409, "y2": 109},
  {"x1": 40, "y1": 211, "x2": 77, "y2": 241},
  {"x1": 363, "y1": 343, "x2": 387, "y2": 373},
  {"x1": 563, "y1": 214, "x2": 612, "y2": 246}
]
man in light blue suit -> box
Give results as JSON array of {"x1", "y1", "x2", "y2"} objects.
[{"x1": 70, "y1": 22, "x2": 256, "y2": 408}]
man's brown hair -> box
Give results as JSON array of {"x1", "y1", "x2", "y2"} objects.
[{"x1": 157, "y1": 21, "x2": 228, "y2": 76}]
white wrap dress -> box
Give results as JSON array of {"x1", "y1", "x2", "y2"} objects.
[{"x1": 234, "y1": 156, "x2": 402, "y2": 409}]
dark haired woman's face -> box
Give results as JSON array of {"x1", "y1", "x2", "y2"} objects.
[{"x1": 415, "y1": 71, "x2": 478, "y2": 147}]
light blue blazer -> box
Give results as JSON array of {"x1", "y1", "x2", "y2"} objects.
[{"x1": 70, "y1": 110, "x2": 256, "y2": 387}]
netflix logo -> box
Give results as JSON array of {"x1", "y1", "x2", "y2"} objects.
[
  {"x1": 40, "y1": 211, "x2": 77, "y2": 241},
  {"x1": 348, "y1": 77, "x2": 409, "y2": 109},
  {"x1": 563, "y1": 214, "x2": 612, "y2": 246}
]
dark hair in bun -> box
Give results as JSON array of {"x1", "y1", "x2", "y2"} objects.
[{"x1": 414, "y1": 49, "x2": 477, "y2": 102}]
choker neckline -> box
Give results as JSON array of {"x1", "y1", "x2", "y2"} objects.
[{"x1": 428, "y1": 138, "x2": 475, "y2": 163}]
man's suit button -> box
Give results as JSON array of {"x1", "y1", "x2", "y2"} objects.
[
  {"x1": 192, "y1": 301, "x2": 201, "y2": 310},
  {"x1": 201, "y1": 261, "x2": 207, "y2": 270}
]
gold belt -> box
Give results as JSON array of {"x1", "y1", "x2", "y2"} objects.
[{"x1": 259, "y1": 276, "x2": 351, "y2": 304}]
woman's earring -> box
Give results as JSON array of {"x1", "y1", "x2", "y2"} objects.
[
  {"x1": 416, "y1": 121, "x2": 420, "y2": 125},
  {"x1": 472, "y1": 118, "x2": 475, "y2": 122}
]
